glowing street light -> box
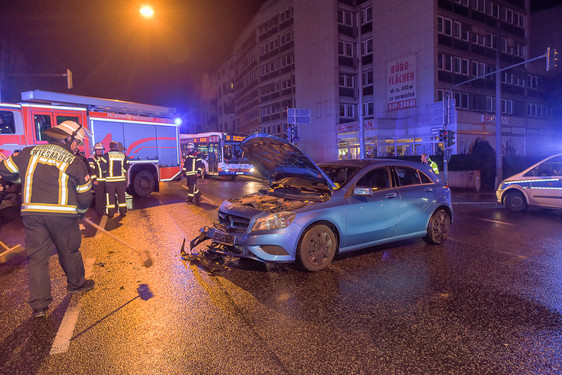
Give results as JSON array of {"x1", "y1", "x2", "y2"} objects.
[{"x1": 140, "y1": 5, "x2": 154, "y2": 18}]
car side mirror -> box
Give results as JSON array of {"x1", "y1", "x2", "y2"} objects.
[{"x1": 353, "y1": 187, "x2": 373, "y2": 196}]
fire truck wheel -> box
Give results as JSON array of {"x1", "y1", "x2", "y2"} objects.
[{"x1": 132, "y1": 170, "x2": 155, "y2": 197}]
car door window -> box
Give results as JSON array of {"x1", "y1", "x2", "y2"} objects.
[
  {"x1": 420, "y1": 171, "x2": 433, "y2": 184},
  {"x1": 395, "y1": 166, "x2": 421, "y2": 186},
  {"x1": 356, "y1": 167, "x2": 390, "y2": 191}
]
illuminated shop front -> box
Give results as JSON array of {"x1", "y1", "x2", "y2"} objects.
[{"x1": 336, "y1": 119, "x2": 445, "y2": 159}]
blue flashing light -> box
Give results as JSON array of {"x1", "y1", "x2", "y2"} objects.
[{"x1": 175, "y1": 118, "x2": 183, "y2": 125}]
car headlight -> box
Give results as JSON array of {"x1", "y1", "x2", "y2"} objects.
[{"x1": 251, "y1": 211, "x2": 296, "y2": 232}]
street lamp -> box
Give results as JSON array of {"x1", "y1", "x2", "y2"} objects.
[{"x1": 140, "y1": 5, "x2": 154, "y2": 18}]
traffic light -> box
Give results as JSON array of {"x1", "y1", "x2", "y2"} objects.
[
  {"x1": 447, "y1": 130, "x2": 456, "y2": 146},
  {"x1": 546, "y1": 47, "x2": 558, "y2": 71},
  {"x1": 439, "y1": 129, "x2": 448, "y2": 142}
]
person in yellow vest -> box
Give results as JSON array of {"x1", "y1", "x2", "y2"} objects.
[
  {"x1": 421, "y1": 153, "x2": 439, "y2": 174},
  {"x1": 100, "y1": 141, "x2": 129, "y2": 217}
]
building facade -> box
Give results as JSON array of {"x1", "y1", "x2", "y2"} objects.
[{"x1": 215, "y1": 0, "x2": 559, "y2": 163}]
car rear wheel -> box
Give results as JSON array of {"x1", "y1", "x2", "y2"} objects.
[
  {"x1": 423, "y1": 209, "x2": 451, "y2": 245},
  {"x1": 297, "y1": 224, "x2": 336, "y2": 272},
  {"x1": 504, "y1": 190, "x2": 527, "y2": 212}
]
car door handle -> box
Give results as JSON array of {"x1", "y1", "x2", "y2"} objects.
[
  {"x1": 385, "y1": 192, "x2": 397, "y2": 199},
  {"x1": 424, "y1": 187, "x2": 433, "y2": 192}
]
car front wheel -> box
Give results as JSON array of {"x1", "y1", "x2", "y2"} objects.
[
  {"x1": 423, "y1": 209, "x2": 451, "y2": 245},
  {"x1": 297, "y1": 224, "x2": 337, "y2": 272},
  {"x1": 504, "y1": 190, "x2": 527, "y2": 212}
]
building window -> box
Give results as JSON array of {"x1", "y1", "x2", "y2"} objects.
[
  {"x1": 339, "y1": 103, "x2": 355, "y2": 119},
  {"x1": 501, "y1": 99, "x2": 513, "y2": 115},
  {"x1": 338, "y1": 41, "x2": 354, "y2": 57},
  {"x1": 361, "y1": 6, "x2": 372, "y2": 24},
  {"x1": 361, "y1": 38, "x2": 373, "y2": 55},
  {"x1": 339, "y1": 73, "x2": 355, "y2": 88},
  {"x1": 363, "y1": 102, "x2": 374, "y2": 116},
  {"x1": 338, "y1": 9, "x2": 354, "y2": 27},
  {"x1": 455, "y1": 92, "x2": 469, "y2": 109},
  {"x1": 363, "y1": 70, "x2": 373, "y2": 85},
  {"x1": 486, "y1": 96, "x2": 495, "y2": 112},
  {"x1": 438, "y1": 17, "x2": 452, "y2": 36}
]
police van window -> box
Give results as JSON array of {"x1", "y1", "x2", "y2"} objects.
[
  {"x1": 34, "y1": 115, "x2": 52, "y2": 141},
  {"x1": 536, "y1": 156, "x2": 562, "y2": 177},
  {"x1": 0, "y1": 111, "x2": 16, "y2": 134}
]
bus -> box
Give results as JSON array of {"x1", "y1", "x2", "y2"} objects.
[{"x1": 179, "y1": 132, "x2": 254, "y2": 178}]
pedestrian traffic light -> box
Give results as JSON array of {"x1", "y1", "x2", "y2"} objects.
[{"x1": 447, "y1": 130, "x2": 456, "y2": 146}]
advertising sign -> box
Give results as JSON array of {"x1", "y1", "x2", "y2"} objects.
[{"x1": 387, "y1": 55, "x2": 416, "y2": 111}]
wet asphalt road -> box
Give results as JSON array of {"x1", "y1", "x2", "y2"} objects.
[{"x1": 0, "y1": 178, "x2": 561, "y2": 374}]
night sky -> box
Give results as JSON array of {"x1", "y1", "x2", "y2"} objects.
[{"x1": 0, "y1": 0, "x2": 266, "y2": 114}]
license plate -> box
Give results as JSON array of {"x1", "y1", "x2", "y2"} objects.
[{"x1": 212, "y1": 230, "x2": 235, "y2": 246}]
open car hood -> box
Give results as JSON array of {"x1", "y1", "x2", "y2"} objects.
[{"x1": 241, "y1": 133, "x2": 337, "y2": 189}]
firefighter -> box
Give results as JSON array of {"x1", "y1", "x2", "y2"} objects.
[
  {"x1": 183, "y1": 142, "x2": 203, "y2": 205},
  {"x1": 0, "y1": 120, "x2": 94, "y2": 318},
  {"x1": 421, "y1": 153, "x2": 439, "y2": 174},
  {"x1": 88, "y1": 143, "x2": 107, "y2": 216},
  {"x1": 101, "y1": 141, "x2": 129, "y2": 217}
]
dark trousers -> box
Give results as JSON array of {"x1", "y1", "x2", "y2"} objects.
[
  {"x1": 185, "y1": 175, "x2": 200, "y2": 202},
  {"x1": 105, "y1": 180, "x2": 127, "y2": 215},
  {"x1": 95, "y1": 180, "x2": 106, "y2": 215},
  {"x1": 22, "y1": 215, "x2": 85, "y2": 310}
]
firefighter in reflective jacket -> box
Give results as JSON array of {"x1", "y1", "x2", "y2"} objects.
[
  {"x1": 88, "y1": 143, "x2": 107, "y2": 216},
  {"x1": 100, "y1": 141, "x2": 129, "y2": 217},
  {"x1": 0, "y1": 120, "x2": 94, "y2": 318},
  {"x1": 183, "y1": 142, "x2": 202, "y2": 205}
]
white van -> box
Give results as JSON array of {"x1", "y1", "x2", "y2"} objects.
[{"x1": 496, "y1": 153, "x2": 562, "y2": 212}]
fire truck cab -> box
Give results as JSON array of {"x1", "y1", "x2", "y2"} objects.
[{"x1": 0, "y1": 90, "x2": 182, "y2": 197}]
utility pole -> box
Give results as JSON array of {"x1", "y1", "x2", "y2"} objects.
[
  {"x1": 495, "y1": 22, "x2": 502, "y2": 188},
  {"x1": 356, "y1": 10, "x2": 365, "y2": 159}
]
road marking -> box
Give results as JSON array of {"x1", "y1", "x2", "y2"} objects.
[
  {"x1": 50, "y1": 257, "x2": 95, "y2": 355},
  {"x1": 94, "y1": 215, "x2": 108, "y2": 239},
  {"x1": 480, "y1": 218, "x2": 514, "y2": 226}
]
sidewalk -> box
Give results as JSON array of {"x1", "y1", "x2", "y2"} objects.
[{"x1": 450, "y1": 188, "x2": 497, "y2": 203}]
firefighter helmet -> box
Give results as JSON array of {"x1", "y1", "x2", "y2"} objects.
[
  {"x1": 187, "y1": 142, "x2": 195, "y2": 150},
  {"x1": 43, "y1": 120, "x2": 87, "y2": 145},
  {"x1": 109, "y1": 141, "x2": 119, "y2": 150},
  {"x1": 94, "y1": 142, "x2": 104, "y2": 151}
]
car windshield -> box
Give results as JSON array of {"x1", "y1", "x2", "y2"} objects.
[{"x1": 319, "y1": 165, "x2": 361, "y2": 188}]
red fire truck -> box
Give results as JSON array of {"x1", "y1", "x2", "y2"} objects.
[{"x1": 0, "y1": 90, "x2": 182, "y2": 197}]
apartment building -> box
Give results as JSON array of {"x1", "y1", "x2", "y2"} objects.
[{"x1": 215, "y1": 0, "x2": 559, "y2": 163}]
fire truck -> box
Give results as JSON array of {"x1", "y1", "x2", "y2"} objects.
[{"x1": 0, "y1": 90, "x2": 182, "y2": 197}]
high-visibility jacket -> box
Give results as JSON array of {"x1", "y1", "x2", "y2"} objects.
[
  {"x1": 428, "y1": 159, "x2": 439, "y2": 174},
  {"x1": 0, "y1": 143, "x2": 92, "y2": 216},
  {"x1": 100, "y1": 150, "x2": 129, "y2": 182},
  {"x1": 88, "y1": 155, "x2": 107, "y2": 182},
  {"x1": 183, "y1": 151, "x2": 202, "y2": 176}
]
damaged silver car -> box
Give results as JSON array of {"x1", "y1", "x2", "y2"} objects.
[{"x1": 189, "y1": 133, "x2": 453, "y2": 271}]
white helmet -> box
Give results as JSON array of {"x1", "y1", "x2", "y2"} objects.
[
  {"x1": 94, "y1": 142, "x2": 104, "y2": 151},
  {"x1": 44, "y1": 120, "x2": 87, "y2": 145},
  {"x1": 187, "y1": 142, "x2": 195, "y2": 150}
]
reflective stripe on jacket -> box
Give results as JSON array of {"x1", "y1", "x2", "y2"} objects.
[
  {"x1": 101, "y1": 150, "x2": 129, "y2": 182},
  {"x1": 0, "y1": 143, "x2": 92, "y2": 216},
  {"x1": 183, "y1": 152, "x2": 202, "y2": 176}
]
